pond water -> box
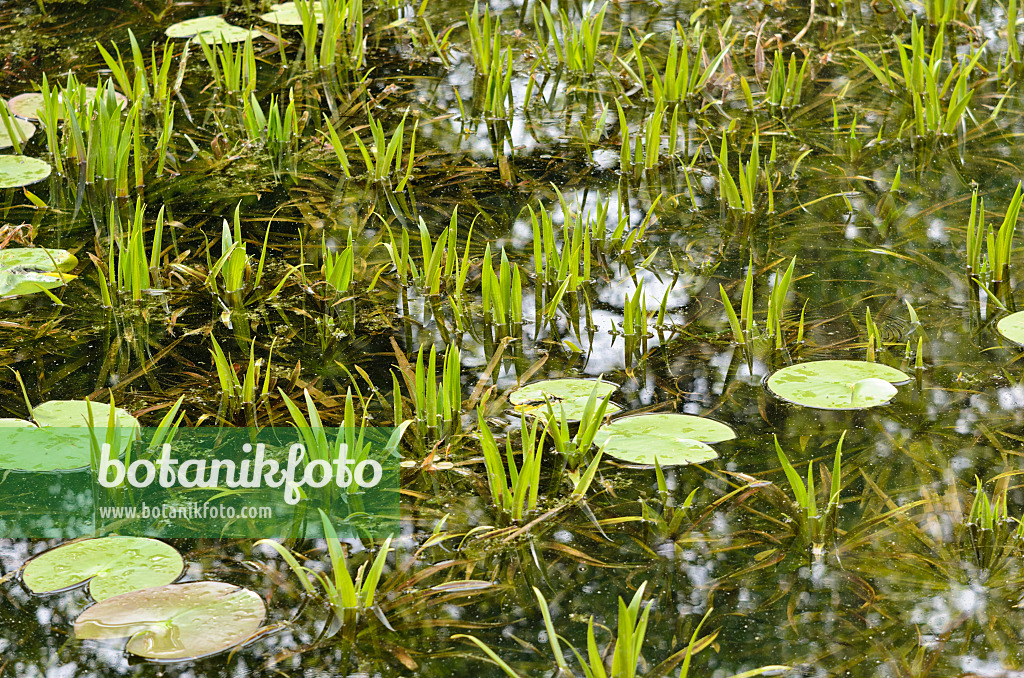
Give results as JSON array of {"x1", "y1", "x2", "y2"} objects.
[{"x1": 2, "y1": 0, "x2": 1024, "y2": 675}]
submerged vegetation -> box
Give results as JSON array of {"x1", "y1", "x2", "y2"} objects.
[{"x1": 4, "y1": 0, "x2": 1024, "y2": 674}]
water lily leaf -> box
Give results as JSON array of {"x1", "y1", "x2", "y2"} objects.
[
  {"x1": 0, "y1": 248, "x2": 77, "y2": 298},
  {"x1": 0, "y1": 114, "x2": 35, "y2": 149},
  {"x1": 8, "y1": 88, "x2": 127, "y2": 122},
  {"x1": 23, "y1": 537, "x2": 183, "y2": 601},
  {"x1": 508, "y1": 378, "x2": 620, "y2": 419},
  {"x1": 766, "y1": 360, "x2": 910, "y2": 410},
  {"x1": 849, "y1": 377, "x2": 898, "y2": 407},
  {"x1": 996, "y1": 311, "x2": 1024, "y2": 345},
  {"x1": 74, "y1": 581, "x2": 267, "y2": 660},
  {"x1": 593, "y1": 413, "x2": 734, "y2": 466},
  {"x1": 0, "y1": 400, "x2": 139, "y2": 471},
  {"x1": 260, "y1": 1, "x2": 324, "y2": 24},
  {"x1": 0, "y1": 155, "x2": 51, "y2": 189},
  {"x1": 165, "y1": 16, "x2": 260, "y2": 43}
]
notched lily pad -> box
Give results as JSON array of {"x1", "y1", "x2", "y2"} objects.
[
  {"x1": 509, "y1": 378, "x2": 620, "y2": 420},
  {"x1": 997, "y1": 311, "x2": 1024, "y2": 345},
  {"x1": 165, "y1": 16, "x2": 260, "y2": 43},
  {"x1": 74, "y1": 581, "x2": 267, "y2": 660},
  {"x1": 593, "y1": 413, "x2": 735, "y2": 466},
  {"x1": 0, "y1": 400, "x2": 140, "y2": 471},
  {"x1": 260, "y1": 1, "x2": 324, "y2": 24},
  {"x1": 23, "y1": 537, "x2": 183, "y2": 601},
  {"x1": 766, "y1": 360, "x2": 910, "y2": 410},
  {"x1": 0, "y1": 155, "x2": 51, "y2": 189},
  {"x1": 0, "y1": 247, "x2": 77, "y2": 298}
]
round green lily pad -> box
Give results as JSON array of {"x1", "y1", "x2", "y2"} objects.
[
  {"x1": 509, "y1": 378, "x2": 620, "y2": 419},
  {"x1": 74, "y1": 581, "x2": 267, "y2": 660},
  {"x1": 8, "y1": 88, "x2": 127, "y2": 122},
  {"x1": 260, "y1": 1, "x2": 324, "y2": 24},
  {"x1": 0, "y1": 247, "x2": 77, "y2": 298},
  {"x1": 997, "y1": 311, "x2": 1024, "y2": 345},
  {"x1": 165, "y1": 16, "x2": 260, "y2": 43},
  {"x1": 0, "y1": 114, "x2": 35, "y2": 149},
  {"x1": 0, "y1": 155, "x2": 51, "y2": 189},
  {"x1": 593, "y1": 412, "x2": 735, "y2": 466},
  {"x1": 766, "y1": 360, "x2": 910, "y2": 410},
  {"x1": 23, "y1": 537, "x2": 183, "y2": 601},
  {"x1": 0, "y1": 400, "x2": 140, "y2": 471}
]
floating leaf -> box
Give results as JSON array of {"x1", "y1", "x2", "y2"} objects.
[
  {"x1": 8, "y1": 88, "x2": 127, "y2": 122},
  {"x1": 74, "y1": 581, "x2": 266, "y2": 660},
  {"x1": 849, "y1": 377, "x2": 898, "y2": 407},
  {"x1": 23, "y1": 537, "x2": 183, "y2": 601},
  {"x1": 165, "y1": 16, "x2": 260, "y2": 43},
  {"x1": 0, "y1": 114, "x2": 35, "y2": 149},
  {"x1": 766, "y1": 360, "x2": 909, "y2": 410},
  {"x1": 0, "y1": 155, "x2": 51, "y2": 189},
  {"x1": 508, "y1": 378, "x2": 620, "y2": 420},
  {"x1": 260, "y1": 1, "x2": 324, "y2": 24},
  {"x1": 996, "y1": 311, "x2": 1024, "y2": 345},
  {"x1": 593, "y1": 413, "x2": 734, "y2": 466},
  {"x1": 0, "y1": 400, "x2": 140, "y2": 471},
  {"x1": 0, "y1": 247, "x2": 77, "y2": 298}
]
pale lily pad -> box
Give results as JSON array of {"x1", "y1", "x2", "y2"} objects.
[
  {"x1": 74, "y1": 581, "x2": 267, "y2": 660},
  {"x1": 766, "y1": 360, "x2": 910, "y2": 410},
  {"x1": 593, "y1": 413, "x2": 735, "y2": 466},
  {"x1": 509, "y1": 378, "x2": 620, "y2": 419},
  {"x1": 23, "y1": 537, "x2": 183, "y2": 601},
  {"x1": 996, "y1": 311, "x2": 1024, "y2": 345},
  {"x1": 165, "y1": 16, "x2": 260, "y2": 43},
  {"x1": 0, "y1": 114, "x2": 35, "y2": 149},
  {"x1": 260, "y1": 1, "x2": 323, "y2": 24},
  {"x1": 0, "y1": 155, "x2": 51, "y2": 189},
  {"x1": 0, "y1": 247, "x2": 77, "y2": 298},
  {"x1": 0, "y1": 400, "x2": 140, "y2": 471},
  {"x1": 8, "y1": 88, "x2": 127, "y2": 122}
]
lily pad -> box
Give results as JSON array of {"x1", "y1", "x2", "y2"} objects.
[
  {"x1": 0, "y1": 114, "x2": 35, "y2": 149},
  {"x1": 260, "y1": 1, "x2": 324, "y2": 24},
  {"x1": 0, "y1": 247, "x2": 77, "y2": 298},
  {"x1": 0, "y1": 155, "x2": 51, "y2": 189},
  {"x1": 593, "y1": 413, "x2": 734, "y2": 466},
  {"x1": 766, "y1": 360, "x2": 910, "y2": 410},
  {"x1": 509, "y1": 378, "x2": 620, "y2": 420},
  {"x1": 23, "y1": 537, "x2": 183, "y2": 601},
  {"x1": 0, "y1": 400, "x2": 140, "y2": 471},
  {"x1": 165, "y1": 16, "x2": 260, "y2": 43},
  {"x1": 8, "y1": 88, "x2": 127, "y2": 122},
  {"x1": 74, "y1": 581, "x2": 267, "y2": 660},
  {"x1": 997, "y1": 311, "x2": 1024, "y2": 345}
]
